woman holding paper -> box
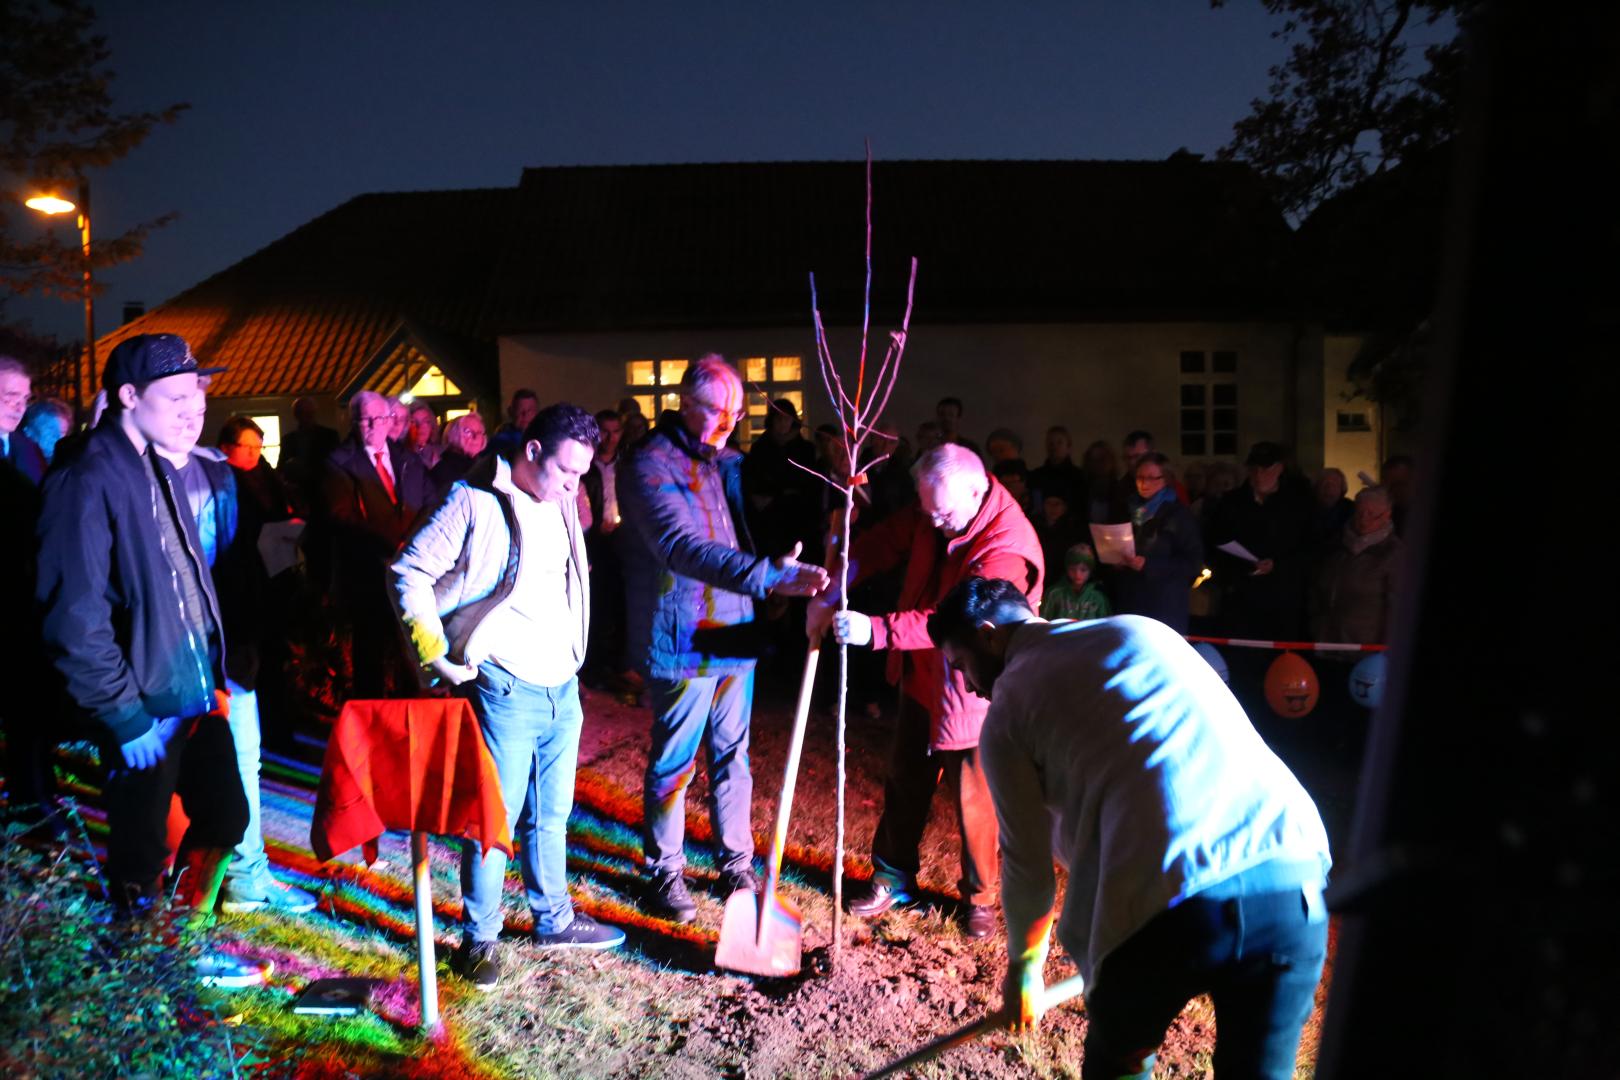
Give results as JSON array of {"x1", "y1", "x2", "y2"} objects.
[{"x1": 1113, "y1": 453, "x2": 1203, "y2": 632}]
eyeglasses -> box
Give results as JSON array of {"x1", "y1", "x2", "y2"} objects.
[
  {"x1": 357, "y1": 415, "x2": 391, "y2": 427},
  {"x1": 689, "y1": 397, "x2": 745, "y2": 424},
  {"x1": 1137, "y1": 473, "x2": 1166, "y2": 483}
]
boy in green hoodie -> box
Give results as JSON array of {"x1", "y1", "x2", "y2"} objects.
[{"x1": 1040, "y1": 543, "x2": 1113, "y2": 621}]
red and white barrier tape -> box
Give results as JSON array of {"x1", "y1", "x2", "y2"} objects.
[{"x1": 1184, "y1": 635, "x2": 1387, "y2": 654}]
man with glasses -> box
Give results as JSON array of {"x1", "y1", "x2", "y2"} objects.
[
  {"x1": 323, "y1": 390, "x2": 434, "y2": 698},
  {"x1": 1, "y1": 356, "x2": 53, "y2": 826},
  {"x1": 619, "y1": 355, "x2": 829, "y2": 921},
  {"x1": 809, "y1": 443, "x2": 1044, "y2": 938}
]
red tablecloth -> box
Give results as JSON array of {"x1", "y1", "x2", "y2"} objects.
[{"x1": 311, "y1": 698, "x2": 513, "y2": 864}]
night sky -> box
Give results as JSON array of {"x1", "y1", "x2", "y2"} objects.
[{"x1": 12, "y1": 2, "x2": 1323, "y2": 343}]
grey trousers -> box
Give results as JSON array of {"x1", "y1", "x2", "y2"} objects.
[{"x1": 642, "y1": 671, "x2": 756, "y2": 876}]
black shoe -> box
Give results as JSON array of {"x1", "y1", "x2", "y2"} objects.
[
  {"x1": 720, "y1": 868, "x2": 761, "y2": 897},
  {"x1": 962, "y1": 904, "x2": 997, "y2": 939},
  {"x1": 846, "y1": 878, "x2": 914, "y2": 918},
  {"x1": 452, "y1": 940, "x2": 500, "y2": 991},
  {"x1": 643, "y1": 871, "x2": 698, "y2": 923},
  {"x1": 533, "y1": 912, "x2": 626, "y2": 951}
]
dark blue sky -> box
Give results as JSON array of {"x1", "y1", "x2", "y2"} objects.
[{"x1": 14, "y1": 2, "x2": 1314, "y2": 342}]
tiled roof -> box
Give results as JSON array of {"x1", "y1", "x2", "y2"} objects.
[
  {"x1": 98, "y1": 159, "x2": 1303, "y2": 402},
  {"x1": 96, "y1": 187, "x2": 516, "y2": 399},
  {"x1": 478, "y1": 157, "x2": 1302, "y2": 334}
]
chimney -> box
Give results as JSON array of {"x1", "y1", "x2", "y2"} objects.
[{"x1": 122, "y1": 301, "x2": 145, "y2": 325}]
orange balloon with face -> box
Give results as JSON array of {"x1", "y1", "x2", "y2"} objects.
[{"x1": 1264, "y1": 651, "x2": 1320, "y2": 718}]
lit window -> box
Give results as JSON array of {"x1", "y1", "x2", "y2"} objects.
[
  {"x1": 407, "y1": 364, "x2": 462, "y2": 398},
  {"x1": 660, "y1": 359, "x2": 688, "y2": 387},
  {"x1": 660, "y1": 391, "x2": 680, "y2": 412},
  {"x1": 780, "y1": 389, "x2": 804, "y2": 416},
  {"x1": 251, "y1": 414, "x2": 283, "y2": 468},
  {"x1": 743, "y1": 357, "x2": 769, "y2": 383},
  {"x1": 445, "y1": 407, "x2": 472, "y2": 423},
  {"x1": 627, "y1": 360, "x2": 656, "y2": 386},
  {"x1": 772, "y1": 356, "x2": 802, "y2": 382},
  {"x1": 633, "y1": 394, "x2": 656, "y2": 418}
]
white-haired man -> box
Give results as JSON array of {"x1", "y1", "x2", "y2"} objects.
[
  {"x1": 322, "y1": 390, "x2": 434, "y2": 697},
  {"x1": 810, "y1": 442, "x2": 1044, "y2": 937},
  {"x1": 620, "y1": 354, "x2": 829, "y2": 921}
]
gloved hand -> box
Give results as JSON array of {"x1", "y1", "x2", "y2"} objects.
[{"x1": 832, "y1": 610, "x2": 873, "y2": 647}]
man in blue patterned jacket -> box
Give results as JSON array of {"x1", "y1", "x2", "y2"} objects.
[{"x1": 619, "y1": 355, "x2": 828, "y2": 922}]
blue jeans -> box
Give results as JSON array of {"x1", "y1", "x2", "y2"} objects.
[
  {"x1": 1081, "y1": 883, "x2": 1329, "y2": 1079},
  {"x1": 460, "y1": 663, "x2": 584, "y2": 941},
  {"x1": 643, "y1": 672, "x2": 755, "y2": 877},
  {"x1": 222, "y1": 680, "x2": 270, "y2": 892}
]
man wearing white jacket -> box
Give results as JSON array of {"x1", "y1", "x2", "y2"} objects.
[
  {"x1": 392, "y1": 402, "x2": 624, "y2": 991},
  {"x1": 927, "y1": 577, "x2": 1332, "y2": 1080}
]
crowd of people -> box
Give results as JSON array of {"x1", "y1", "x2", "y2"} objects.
[{"x1": 0, "y1": 338, "x2": 1400, "y2": 1075}]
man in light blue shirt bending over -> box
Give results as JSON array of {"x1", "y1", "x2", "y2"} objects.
[{"x1": 927, "y1": 576, "x2": 1331, "y2": 1080}]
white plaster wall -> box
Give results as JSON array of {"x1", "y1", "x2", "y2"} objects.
[
  {"x1": 501, "y1": 321, "x2": 1315, "y2": 467},
  {"x1": 1322, "y1": 333, "x2": 1383, "y2": 486}
]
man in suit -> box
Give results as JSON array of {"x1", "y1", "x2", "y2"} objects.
[
  {"x1": 1, "y1": 356, "x2": 55, "y2": 824},
  {"x1": 322, "y1": 390, "x2": 435, "y2": 698}
]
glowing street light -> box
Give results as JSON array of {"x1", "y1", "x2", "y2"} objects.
[
  {"x1": 25, "y1": 180, "x2": 95, "y2": 409},
  {"x1": 24, "y1": 194, "x2": 76, "y2": 215}
]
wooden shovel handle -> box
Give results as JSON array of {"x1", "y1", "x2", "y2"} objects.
[{"x1": 761, "y1": 644, "x2": 820, "y2": 903}]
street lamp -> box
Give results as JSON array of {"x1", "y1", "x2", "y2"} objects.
[{"x1": 25, "y1": 177, "x2": 94, "y2": 410}]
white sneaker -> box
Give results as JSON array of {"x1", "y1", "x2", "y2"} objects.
[
  {"x1": 196, "y1": 952, "x2": 274, "y2": 989},
  {"x1": 220, "y1": 876, "x2": 319, "y2": 914}
]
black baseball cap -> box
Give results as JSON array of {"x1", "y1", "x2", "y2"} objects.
[
  {"x1": 102, "y1": 333, "x2": 225, "y2": 392},
  {"x1": 1244, "y1": 441, "x2": 1286, "y2": 468}
]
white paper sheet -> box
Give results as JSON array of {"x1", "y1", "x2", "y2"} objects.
[
  {"x1": 1089, "y1": 522, "x2": 1136, "y2": 566},
  {"x1": 1216, "y1": 540, "x2": 1260, "y2": 563},
  {"x1": 258, "y1": 518, "x2": 307, "y2": 578}
]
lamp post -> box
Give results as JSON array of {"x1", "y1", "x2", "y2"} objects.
[{"x1": 25, "y1": 176, "x2": 94, "y2": 411}]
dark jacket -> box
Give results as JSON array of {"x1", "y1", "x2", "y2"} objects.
[
  {"x1": 1310, "y1": 529, "x2": 1403, "y2": 645},
  {"x1": 190, "y1": 454, "x2": 274, "y2": 690},
  {"x1": 430, "y1": 448, "x2": 478, "y2": 496},
  {"x1": 1111, "y1": 498, "x2": 1203, "y2": 633},
  {"x1": 1029, "y1": 458, "x2": 1084, "y2": 508},
  {"x1": 619, "y1": 411, "x2": 779, "y2": 680},
  {"x1": 35, "y1": 423, "x2": 224, "y2": 745},
  {"x1": 1208, "y1": 476, "x2": 1313, "y2": 639},
  {"x1": 322, "y1": 438, "x2": 436, "y2": 603},
  {"x1": 2, "y1": 430, "x2": 48, "y2": 664}
]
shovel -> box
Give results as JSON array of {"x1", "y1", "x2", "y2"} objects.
[
  {"x1": 858, "y1": 973, "x2": 1087, "y2": 1079},
  {"x1": 715, "y1": 643, "x2": 821, "y2": 977}
]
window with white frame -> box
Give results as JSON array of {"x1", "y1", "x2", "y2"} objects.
[
  {"x1": 624, "y1": 355, "x2": 803, "y2": 449},
  {"x1": 1178, "y1": 350, "x2": 1238, "y2": 458}
]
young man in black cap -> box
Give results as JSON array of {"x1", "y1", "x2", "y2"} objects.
[{"x1": 35, "y1": 333, "x2": 268, "y2": 987}]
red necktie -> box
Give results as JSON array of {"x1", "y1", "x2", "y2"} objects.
[{"x1": 374, "y1": 451, "x2": 397, "y2": 503}]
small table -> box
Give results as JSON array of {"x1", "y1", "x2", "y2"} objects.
[{"x1": 312, "y1": 698, "x2": 511, "y2": 1031}]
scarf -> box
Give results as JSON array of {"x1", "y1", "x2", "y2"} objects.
[
  {"x1": 1343, "y1": 521, "x2": 1394, "y2": 555},
  {"x1": 1129, "y1": 484, "x2": 1178, "y2": 528}
]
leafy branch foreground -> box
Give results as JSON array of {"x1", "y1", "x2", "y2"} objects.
[{"x1": 0, "y1": 807, "x2": 243, "y2": 1079}]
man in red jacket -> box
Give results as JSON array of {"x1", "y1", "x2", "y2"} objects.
[{"x1": 809, "y1": 443, "x2": 1043, "y2": 937}]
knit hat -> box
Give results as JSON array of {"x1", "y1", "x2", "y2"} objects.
[{"x1": 1065, "y1": 543, "x2": 1097, "y2": 570}]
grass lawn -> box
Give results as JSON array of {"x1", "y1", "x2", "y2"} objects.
[{"x1": 2, "y1": 671, "x2": 1343, "y2": 1079}]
